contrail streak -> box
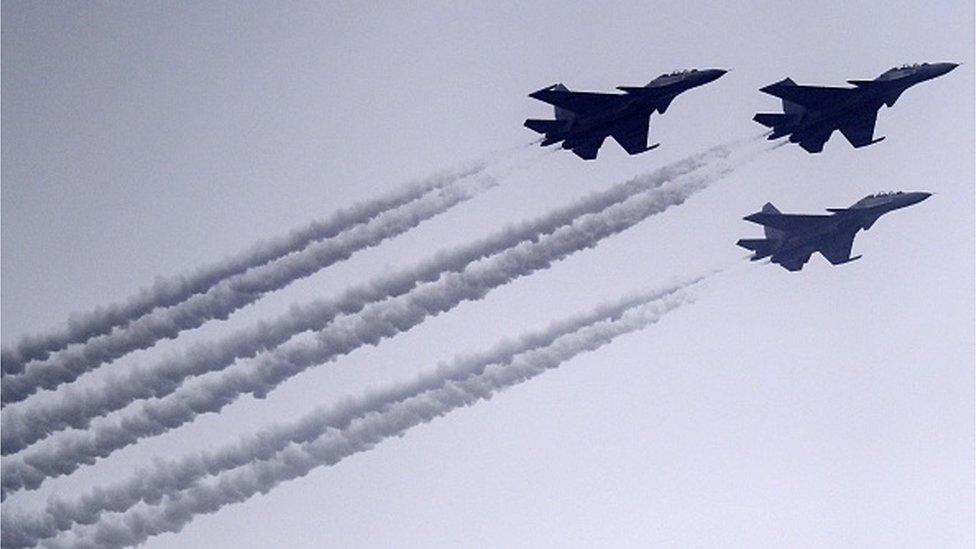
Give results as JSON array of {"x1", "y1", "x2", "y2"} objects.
[
  {"x1": 0, "y1": 142, "x2": 733, "y2": 457},
  {"x1": 29, "y1": 284, "x2": 693, "y2": 548},
  {"x1": 0, "y1": 140, "x2": 758, "y2": 497},
  {"x1": 0, "y1": 165, "x2": 483, "y2": 376},
  {"x1": 0, "y1": 278, "x2": 701, "y2": 548},
  {"x1": 0, "y1": 175, "x2": 495, "y2": 407}
]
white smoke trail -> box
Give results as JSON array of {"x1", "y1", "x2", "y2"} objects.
[
  {"x1": 81, "y1": 294, "x2": 692, "y2": 549},
  {"x1": 0, "y1": 278, "x2": 702, "y2": 548},
  {"x1": 0, "y1": 142, "x2": 734, "y2": 457},
  {"x1": 0, "y1": 166, "x2": 484, "y2": 376},
  {"x1": 0, "y1": 140, "x2": 760, "y2": 497},
  {"x1": 0, "y1": 175, "x2": 496, "y2": 408}
]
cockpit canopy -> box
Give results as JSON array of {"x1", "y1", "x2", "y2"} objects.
[
  {"x1": 664, "y1": 69, "x2": 697, "y2": 77},
  {"x1": 869, "y1": 191, "x2": 904, "y2": 198},
  {"x1": 891, "y1": 63, "x2": 928, "y2": 71}
]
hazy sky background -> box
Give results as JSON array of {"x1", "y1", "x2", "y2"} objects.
[{"x1": 2, "y1": 2, "x2": 973, "y2": 547}]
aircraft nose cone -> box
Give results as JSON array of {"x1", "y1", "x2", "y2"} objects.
[
  {"x1": 929, "y1": 62, "x2": 959, "y2": 77},
  {"x1": 698, "y1": 69, "x2": 728, "y2": 85},
  {"x1": 904, "y1": 191, "x2": 932, "y2": 206}
]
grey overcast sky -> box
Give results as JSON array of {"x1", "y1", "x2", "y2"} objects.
[{"x1": 2, "y1": 1, "x2": 973, "y2": 547}]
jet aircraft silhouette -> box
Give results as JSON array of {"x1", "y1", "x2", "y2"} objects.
[
  {"x1": 524, "y1": 69, "x2": 727, "y2": 160},
  {"x1": 737, "y1": 191, "x2": 931, "y2": 271},
  {"x1": 754, "y1": 62, "x2": 958, "y2": 153}
]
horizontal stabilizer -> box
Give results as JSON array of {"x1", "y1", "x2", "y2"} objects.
[
  {"x1": 753, "y1": 112, "x2": 796, "y2": 128},
  {"x1": 736, "y1": 238, "x2": 777, "y2": 259},
  {"x1": 524, "y1": 119, "x2": 567, "y2": 134}
]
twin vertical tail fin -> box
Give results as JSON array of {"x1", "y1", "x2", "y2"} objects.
[
  {"x1": 767, "y1": 78, "x2": 806, "y2": 115},
  {"x1": 760, "y1": 202, "x2": 785, "y2": 240},
  {"x1": 549, "y1": 83, "x2": 576, "y2": 121},
  {"x1": 525, "y1": 83, "x2": 572, "y2": 145},
  {"x1": 737, "y1": 202, "x2": 785, "y2": 259},
  {"x1": 754, "y1": 79, "x2": 802, "y2": 138}
]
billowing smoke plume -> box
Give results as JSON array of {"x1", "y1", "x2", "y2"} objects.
[
  {"x1": 0, "y1": 175, "x2": 495, "y2": 407},
  {"x1": 0, "y1": 142, "x2": 753, "y2": 497},
  {"x1": 1, "y1": 143, "x2": 733, "y2": 457},
  {"x1": 0, "y1": 165, "x2": 483, "y2": 376},
  {"x1": 0, "y1": 278, "x2": 701, "y2": 548}
]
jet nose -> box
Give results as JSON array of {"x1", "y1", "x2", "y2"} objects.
[
  {"x1": 700, "y1": 68, "x2": 728, "y2": 84},
  {"x1": 928, "y1": 62, "x2": 959, "y2": 78},
  {"x1": 902, "y1": 191, "x2": 932, "y2": 206}
]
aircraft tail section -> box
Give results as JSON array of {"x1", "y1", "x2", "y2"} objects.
[
  {"x1": 736, "y1": 238, "x2": 778, "y2": 259},
  {"x1": 768, "y1": 78, "x2": 806, "y2": 114},
  {"x1": 547, "y1": 83, "x2": 576, "y2": 120},
  {"x1": 759, "y1": 77, "x2": 796, "y2": 93},
  {"x1": 753, "y1": 113, "x2": 782, "y2": 128},
  {"x1": 759, "y1": 203, "x2": 786, "y2": 240},
  {"x1": 754, "y1": 79, "x2": 803, "y2": 137},
  {"x1": 524, "y1": 119, "x2": 568, "y2": 134},
  {"x1": 759, "y1": 78, "x2": 804, "y2": 113},
  {"x1": 754, "y1": 113, "x2": 798, "y2": 139},
  {"x1": 782, "y1": 99, "x2": 804, "y2": 115}
]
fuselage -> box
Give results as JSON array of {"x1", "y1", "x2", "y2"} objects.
[
  {"x1": 783, "y1": 93, "x2": 885, "y2": 144},
  {"x1": 557, "y1": 99, "x2": 651, "y2": 148},
  {"x1": 773, "y1": 63, "x2": 958, "y2": 143},
  {"x1": 552, "y1": 69, "x2": 726, "y2": 149},
  {"x1": 769, "y1": 191, "x2": 931, "y2": 263}
]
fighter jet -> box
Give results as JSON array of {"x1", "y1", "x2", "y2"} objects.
[
  {"x1": 754, "y1": 62, "x2": 958, "y2": 153},
  {"x1": 737, "y1": 191, "x2": 931, "y2": 271},
  {"x1": 524, "y1": 69, "x2": 727, "y2": 160}
]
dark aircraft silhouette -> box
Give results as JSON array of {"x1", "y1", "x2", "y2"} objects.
[
  {"x1": 737, "y1": 191, "x2": 931, "y2": 271},
  {"x1": 524, "y1": 69, "x2": 727, "y2": 160},
  {"x1": 754, "y1": 62, "x2": 958, "y2": 153}
]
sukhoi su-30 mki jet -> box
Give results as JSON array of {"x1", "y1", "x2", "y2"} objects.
[
  {"x1": 524, "y1": 68, "x2": 727, "y2": 160},
  {"x1": 754, "y1": 62, "x2": 958, "y2": 153},
  {"x1": 737, "y1": 191, "x2": 931, "y2": 271}
]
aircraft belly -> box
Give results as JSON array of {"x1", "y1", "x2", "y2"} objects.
[
  {"x1": 799, "y1": 98, "x2": 879, "y2": 133},
  {"x1": 566, "y1": 111, "x2": 643, "y2": 145}
]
